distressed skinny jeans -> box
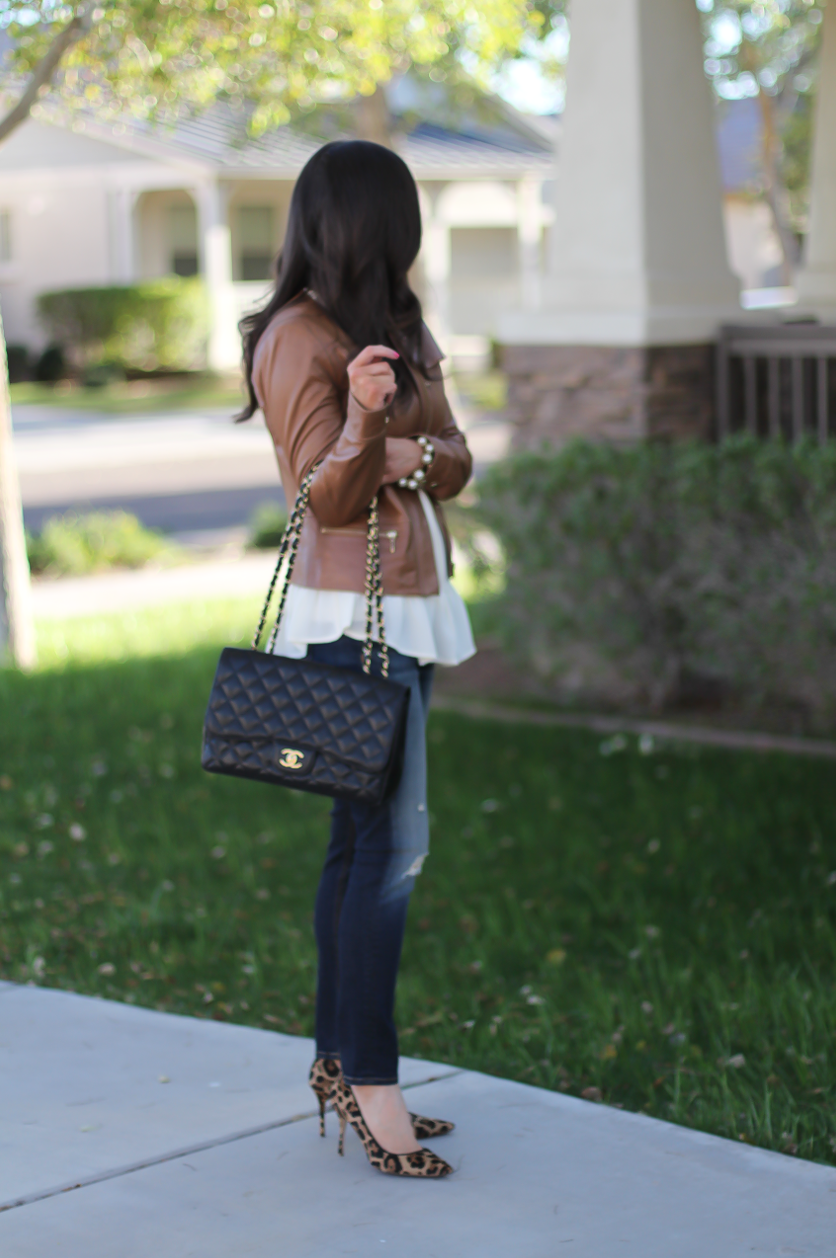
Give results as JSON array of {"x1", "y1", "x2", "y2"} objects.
[{"x1": 306, "y1": 635, "x2": 433, "y2": 1085}]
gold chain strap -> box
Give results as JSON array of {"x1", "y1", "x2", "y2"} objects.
[
  {"x1": 362, "y1": 494, "x2": 389, "y2": 679},
  {"x1": 251, "y1": 465, "x2": 315, "y2": 651},
  {"x1": 252, "y1": 464, "x2": 388, "y2": 678}
]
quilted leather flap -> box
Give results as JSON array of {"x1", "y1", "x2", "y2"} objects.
[{"x1": 204, "y1": 648, "x2": 409, "y2": 775}]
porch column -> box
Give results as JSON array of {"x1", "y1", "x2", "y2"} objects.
[
  {"x1": 795, "y1": 1, "x2": 836, "y2": 314},
  {"x1": 109, "y1": 187, "x2": 136, "y2": 283},
  {"x1": 194, "y1": 181, "x2": 239, "y2": 372},
  {"x1": 517, "y1": 176, "x2": 542, "y2": 311},
  {"x1": 422, "y1": 189, "x2": 452, "y2": 348},
  {"x1": 498, "y1": 0, "x2": 740, "y2": 446}
]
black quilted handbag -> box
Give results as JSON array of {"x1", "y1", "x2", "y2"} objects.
[{"x1": 201, "y1": 467, "x2": 410, "y2": 806}]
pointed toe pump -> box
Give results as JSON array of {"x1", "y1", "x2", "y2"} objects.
[
  {"x1": 331, "y1": 1077, "x2": 453, "y2": 1179},
  {"x1": 308, "y1": 1057, "x2": 454, "y2": 1140}
]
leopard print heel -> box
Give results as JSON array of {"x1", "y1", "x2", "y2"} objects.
[
  {"x1": 332, "y1": 1077, "x2": 453, "y2": 1178},
  {"x1": 308, "y1": 1056, "x2": 342, "y2": 1137},
  {"x1": 309, "y1": 1057, "x2": 455, "y2": 1141}
]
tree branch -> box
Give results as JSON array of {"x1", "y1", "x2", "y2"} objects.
[{"x1": 0, "y1": 8, "x2": 92, "y2": 145}]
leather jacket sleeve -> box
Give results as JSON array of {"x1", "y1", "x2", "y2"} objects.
[
  {"x1": 425, "y1": 387, "x2": 473, "y2": 502},
  {"x1": 256, "y1": 316, "x2": 387, "y2": 528}
]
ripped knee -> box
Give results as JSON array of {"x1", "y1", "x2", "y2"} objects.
[{"x1": 402, "y1": 854, "x2": 427, "y2": 879}]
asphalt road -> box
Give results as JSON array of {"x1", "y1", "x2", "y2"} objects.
[
  {"x1": 12, "y1": 399, "x2": 510, "y2": 540},
  {"x1": 13, "y1": 406, "x2": 285, "y2": 540}
]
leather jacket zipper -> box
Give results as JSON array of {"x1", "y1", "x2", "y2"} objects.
[{"x1": 320, "y1": 526, "x2": 398, "y2": 554}]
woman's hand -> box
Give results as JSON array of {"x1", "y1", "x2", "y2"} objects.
[
  {"x1": 347, "y1": 344, "x2": 399, "y2": 412},
  {"x1": 381, "y1": 437, "x2": 423, "y2": 485}
]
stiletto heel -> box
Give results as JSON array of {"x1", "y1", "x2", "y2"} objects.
[
  {"x1": 338, "y1": 1112, "x2": 346, "y2": 1157},
  {"x1": 308, "y1": 1056, "x2": 454, "y2": 1140},
  {"x1": 331, "y1": 1077, "x2": 452, "y2": 1178},
  {"x1": 308, "y1": 1057, "x2": 342, "y2": 1137}
]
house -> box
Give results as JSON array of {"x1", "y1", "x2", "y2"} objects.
[
  {"x1": 0, "y1": 76, "x2": 788, "y2": 373},
  {"x1": 0, "y1": 78, "x2": 555, "y2": 370}
]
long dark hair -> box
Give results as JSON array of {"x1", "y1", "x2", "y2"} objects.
[{"x1": 236, "y1": 139, "x2": 427, "y2": 421}]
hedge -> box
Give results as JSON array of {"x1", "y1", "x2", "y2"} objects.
[
  {"x1": 36, "y1": 278, "x2": 208, "y2": 373},
  {"x1": 27, "y1": 511, "x2": 169, "y2": 576},
  {"x1": 475, "y1": 437, "x2": 836, "y2": 727}
]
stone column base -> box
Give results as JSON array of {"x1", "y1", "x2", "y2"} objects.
[{"x1": 500, "y1": 344, "x2": 715, "y2": 449}]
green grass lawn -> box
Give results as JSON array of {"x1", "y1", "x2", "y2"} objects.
[
  {"x1": 10, "y1": 375, "x2": 246, "y2": 415},
  {"x1": 2, "y1": 603, "x2": 835, "y2": 1167}
]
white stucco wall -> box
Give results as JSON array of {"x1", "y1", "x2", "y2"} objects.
[{"x1": 0, "y1": 183, "x2": 112, "y2": 348}]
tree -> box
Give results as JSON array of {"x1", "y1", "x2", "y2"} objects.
[
  {"x1": 0, "y1": 0, "x2": 542, "y2": 666},
  {"x1": 697, "y1": 0, "x2": 824, "y2": 280},
  {"x1": 0, "y1": 1, "x2": 541, "y2": 140}
]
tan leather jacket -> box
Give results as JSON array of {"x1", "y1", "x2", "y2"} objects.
[{"x1": 253, "y1": 293, "x2": 472, "y2": 597}]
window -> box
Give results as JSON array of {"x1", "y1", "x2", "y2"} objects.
[
  {"x1": 0, "y1": 210, "x2": 11, "y2": 263},
  {"x1": 169, "y1": 204, "x2": 198, "y2": 277},
  {"x1": 238, "y1": 206, "x2": 274, "y2": 281}
]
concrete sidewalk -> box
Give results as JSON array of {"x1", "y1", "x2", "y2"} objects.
[
  {"x1": 30, "y1": 550, "x2": 277, "y2": 619},
  {"x1": 1, "y1": 984, "x2": 833, "y2": 1256}
]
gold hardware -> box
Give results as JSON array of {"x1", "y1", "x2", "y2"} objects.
[
  {"x1": 278, "y1": 748, "x2": 305, "y2": 770},
  {"x1": 321, "y1": 526, "x2": 397, "y2": 554}
]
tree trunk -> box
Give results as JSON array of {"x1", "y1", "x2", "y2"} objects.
[
  {"x1": 0, "y1": 9, "x2": 91, "y2": 144},
  {"x1": 0, "y1": 13, "x2": 90, "y2": 671},
  {"x1": 0, "y1": 304, "x2": 36, "y2": 669},
  {"x1": 353, "y1": 85, "x2": 393, "y2": 147},
  {"x1": 757, "y1": 87, "x2": 799, "y2": 283}
]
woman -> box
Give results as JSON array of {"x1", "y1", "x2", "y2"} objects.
[{"x1": 238, "y1": 140, "x2": 475, "y2": 1179}]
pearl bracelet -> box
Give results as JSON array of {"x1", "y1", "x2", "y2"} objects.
[{"x1": 398, "y1": 435, "x2": 436, "y2": 491}]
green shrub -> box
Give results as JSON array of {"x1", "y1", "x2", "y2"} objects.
[
  {"x1": 36, "y1": 279, "x2": 208, "y2": 374},
  {"x1": 248, "y1": 500, "x2": 288, "y2": 549},
  {"x1": 33, "y1": 344, "x2": 68, "y2": 384},
  {"x1": 27, "y1": 511, "x2": 169, "y2": 576},
  {"x1": 476, "y1": 437, "x2": 836, "y2": 725},
  {"x1": 80, "y1": 360, "x2": 126, "y2": 389},
  {"x1": 5, "y1": 344, "x2": 30, "y2": 383}
]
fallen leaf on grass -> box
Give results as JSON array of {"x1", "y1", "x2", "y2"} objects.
[
  {"x1": 581, "y1": 1086, "x2": 602, "y2": 1102},
  {"x1": 416, "y1": 1011, "x2": 444, "y2": 1027},
  {"x1": 546, "y1": 948, "x2": 567, "y2": 966}
]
